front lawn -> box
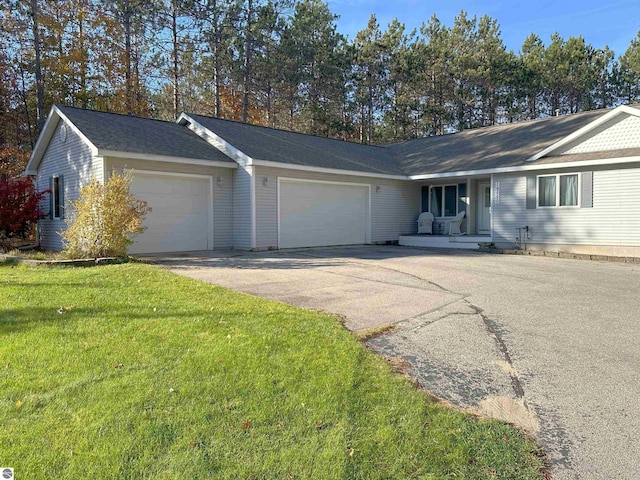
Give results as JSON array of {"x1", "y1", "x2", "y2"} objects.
[{"x1": 0, "y1": 261, "x2": 545, "y2": 479}]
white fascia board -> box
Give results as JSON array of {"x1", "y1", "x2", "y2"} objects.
[
  {"x1": 526, "y1": 105, "x2": 640, "y2": 162},
  {"x1": 98, "y1": 149, "x2": 238, "y2": 168},
  {"x1": 408, "y1": 155, "x2": 640, "y2": 180},
  {"x1": 177, "y1": 113, "x2": 253, "y2": 166},
  {"x1": 25, "y1": 106, "x2": 100, "y2": 174},
  {"x1": 55, "y1": 106, "x2": 100, "y2": 155},
  {"x1": 24, "y1": 108, "x2": 58, "y2": 174},
  {"x1": 251, "y1": 159, "x2": 408, "y2": 180}
]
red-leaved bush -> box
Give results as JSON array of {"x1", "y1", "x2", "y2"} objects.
[{"x1": 0, "y1": 175, "x2": 49, "y2": 250}]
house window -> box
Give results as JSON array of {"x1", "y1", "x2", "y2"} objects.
[
  {"x1": 421, "y1": 186, "x2": 429, "y2": 212},
  {"x1": 430, "y1": 186, "x2": 442, "y2": 217},
  {"x1": 559, "y1": 175, "x2": 578, "y2": 206},
  {"x1": 52, "y1": 176, "x2": 62, "y2": 219},
  {"x1": 444, "y1": 185, "x2": 457, "y2": 216},
  {"x1": 537, "y1": 174, "x2": 578, "y2": 208},
  {"x1": 430, "y1": 185, "x2": 458, "y2": 217}
]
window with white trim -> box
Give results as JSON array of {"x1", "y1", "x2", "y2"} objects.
[
  {"x1": 52, "y1": 175, "x2": 62, "y2": 219},
  {"x1": 537, "y1": 173, "x2": 579, "y2": 208},
  {"x1": 429, "y1": 184, "x2": 458, "y2": 217}
]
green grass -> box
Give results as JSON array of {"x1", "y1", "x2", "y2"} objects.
[
  {"x1": 0, "y1": 262, "x2": 545, "y2": 479},
  {"x1": 3, "y1": 249, "x2": 64, "y2": 260}
]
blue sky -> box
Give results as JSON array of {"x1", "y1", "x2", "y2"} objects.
[{"x1": 327, "y1": 0, "x2": 640, "y2": 57}]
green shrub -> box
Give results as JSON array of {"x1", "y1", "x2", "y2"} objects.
[{"x1": 61, "y1": 172, "x2": 150, "y2": 258}]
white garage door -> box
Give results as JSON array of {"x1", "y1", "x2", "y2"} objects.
[
  {"x1": 279, "y1": 180, "x2": 368, "y2": 248},
  {"x1": 129, "y1": 172, "x2": 212, "y2": 254}
]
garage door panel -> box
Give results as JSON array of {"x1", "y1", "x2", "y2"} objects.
[
  {"x1": 279, "y1": 181, "x2": 368, "y2": 249},
  {"x1": 129, "y1": 173, "x2": 211, "y2": 254}
]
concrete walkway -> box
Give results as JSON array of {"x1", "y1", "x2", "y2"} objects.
[{"x1": 150, "y1": 246, "x2": 640, "y2": 480}]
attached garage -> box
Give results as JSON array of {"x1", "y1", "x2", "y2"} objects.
[
  {"x1": 129, "y1": 171, "x2": 213, "y2": 254},
  {"x1": 278, "y1": 178, "x2": 369, "y2": 249}
]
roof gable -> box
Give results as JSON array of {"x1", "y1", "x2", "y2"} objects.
[
  {"x1": 555, "y1": 112, "x2": 640, "y2": 156},
  {"x1": 527, "y1": 105, "x2": 640, "y2": 161},
  {"x1": 25, "y1": 106, "x2": 98, "y2": 174},
  {"x1": 26, "y1": 105, "x2": 236, "y2": 174},
  {"x1": 57, "y1": 106, "x2": 235, "y2": 163},
  {"x1": 182, "y1": 113, "x2": 405, "y2": 176}
]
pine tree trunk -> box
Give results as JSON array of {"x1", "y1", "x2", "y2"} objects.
[
  {"x1": 171, "y1": 0, "x2": 179, "y2": 118},
  {"x1": 211, "y1": 0, "x2": 221, "y2": 118},
  {"x1": 241, "y1": 0, "x2": 253, "y2": 123},
  {"x1": 124, "y1": 0, "x2": 133, "y2": 115},
  {"x1": 78, "y1": 2, "x2": 88, "y2": 108},
  {"x1": 213, "y1": 35, "x2": 221, "y2": 117},
  {"x1": 30, "y1": 0, "x2": 45, "y2": 131}
]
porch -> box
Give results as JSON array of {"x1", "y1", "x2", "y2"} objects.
[
  {"x1": 400, "y1": 176, "x2": 492, "y2": 250},
  {"x1": 398, "y1": 234, "x2": 492, "y2": 250}
]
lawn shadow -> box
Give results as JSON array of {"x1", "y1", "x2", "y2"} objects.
[{"x1": 0, "y1": 304, "x2": 247, "y2": 336}]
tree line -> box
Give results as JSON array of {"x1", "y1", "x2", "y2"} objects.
[{"x1": 2, "y1": 0, "x2": 640, "y2": 175}]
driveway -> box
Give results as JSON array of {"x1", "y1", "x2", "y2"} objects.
[{"x1": 151, "y1": 246, "x2": 640, "y2": 480}]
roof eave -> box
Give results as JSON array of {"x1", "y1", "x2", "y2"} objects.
[
  {"x1": 99, "y1": 149, "x2": 238, "y2": 168},
  {"x1": 250, "y1": 159, "x2": 408, "y2": 180},
  {"x1": 408, "y1": 155, "x2": 640, "y2": 179}
]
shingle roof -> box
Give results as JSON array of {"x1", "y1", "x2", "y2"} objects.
[
  {"x1": 386, "y1": 109, "x2": 617, "y2": 176},
  {"x1": 186, "y1": 113, "x2": 404, "y2": 176},
  {"x1": 57, "y1": 105, "x2": 235, "y2": 163},
  {"x1": 56, "y1": 104, "x2": 640, "y2": 177}
]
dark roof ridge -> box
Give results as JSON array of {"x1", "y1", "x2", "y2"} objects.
[
  {"x1": 186, "y1": 112, "x2": 388, "y2": 150},
  {"x1": 55, "y1": 104, "x2": 178, "y2": 126}
]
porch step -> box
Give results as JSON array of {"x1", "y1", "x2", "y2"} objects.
[
  {"x1": 398, "y1": 235, "x2": 492, "y2": 250},
  {"x1": 449, "y1": 235, "x2": 491, "y2": 243}
]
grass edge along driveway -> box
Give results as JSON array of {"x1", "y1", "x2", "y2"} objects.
[{"x1": 1, "y1": 262, "x2": 545, "y2": 479}]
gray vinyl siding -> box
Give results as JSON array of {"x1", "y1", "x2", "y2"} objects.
[
  {"x1": 492, "y1": 164, "x2": 640, "y2": 247},
  {"x1": 255, "y1": 172, "x2": 278, "y2": 248},
  {"x1": 253, "y1": 166, "x2": 420, "y2": 249},
  {"x1": 106, "y1": 157, "x2": 234, "y2": 249},
  {"x1": 372, "y1": 180, "x2": 421, "y2": 240},
  {"x1": 37, "y1": 120, "x2": 101, "y2": 251},
  {"x1": 233, "y1": 166, "x2": 253, "y2": 249}
]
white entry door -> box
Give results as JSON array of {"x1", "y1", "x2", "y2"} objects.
[
  {"x1": 279, "y1": 179, "x2": 369, "y2": 249},
  {"x1": 477, "y1": 183, "x2": 491, "y2": 233}
]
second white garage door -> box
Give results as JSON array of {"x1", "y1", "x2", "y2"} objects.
[
  {"x1": 129, "y1": 172, "x2": 212, "y2": 254},
  {"x1": 279, "y1": 179, "x2": 369, "y2": 249}
]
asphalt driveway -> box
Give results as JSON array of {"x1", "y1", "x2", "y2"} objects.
[{"x1": 151, "y1": 246, "x2": 640, "y2": 480}]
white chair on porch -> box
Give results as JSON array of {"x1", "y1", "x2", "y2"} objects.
[
  {"x1": 445, "y1": 211, "x2": 465, "y2": 235},
  {"x1": 417, "y1": 212, "x2": 434, "y2": 234}
]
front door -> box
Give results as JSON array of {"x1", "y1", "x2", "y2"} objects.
[{"x1": 477, "y1": 183, "x2": 491, "y2": 234}]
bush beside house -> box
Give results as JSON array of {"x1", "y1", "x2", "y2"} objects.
[{"x1": 61, "y1": 173, "x2": 150, "y2": 258}]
